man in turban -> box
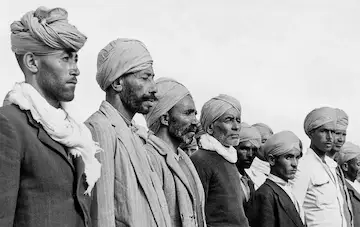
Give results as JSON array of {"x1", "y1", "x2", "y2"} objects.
[
  {"x1": 0, "y1": 7, "x2": 100, "y2": 227},
  {"x1": 234, "y1": 123, "x2": 261, "y2": 208},
  {"x1": 291, "y1": 107, "x2": 351, "y2": 227},
  {"x1": 246, "y1": 123, "x2": 274, "y2": 189},
  {"x1": 144, "y1": 77, "x2": 206, "y2": 227},
  {"x1": 85, "y1": 38, "x2": 171, "y2": 227},
  {"x1": 191, "y1": 94, "x2": 250, "y2": 227},
  {"x1": 247, "y1": 131, "x2": 305, "y2": 227},
  {"x1": 337, "y1": 142, "x2": 360, "y2": 227}
]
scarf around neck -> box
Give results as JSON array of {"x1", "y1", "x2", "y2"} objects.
[{"x1": 198, "y1": 133, "x2": 237, "y2": 163}]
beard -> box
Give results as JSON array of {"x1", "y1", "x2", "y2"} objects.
[{"x1": 168, "y1": 117, "x2": 197, "y2": 145}]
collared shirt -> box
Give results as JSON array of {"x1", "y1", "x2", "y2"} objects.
[
  {"x1": 245, "y1": 157, "x2": 270, "y2": 190},
  {"x1": 238, "y1": 172, "x2": 251, "y2": 202},
  {"x1": 346, "y1": 179, "x2": 360, "y2": 194},
  {"x1": 291, "y1": 148, "x2": 347, "y2": 227}
]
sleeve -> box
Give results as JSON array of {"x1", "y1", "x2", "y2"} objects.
[
  {"x1": 290, "y1": 159, "x2": 311, "y2": 206},
  {"x1": 0, "y1": 113, "x2": 21, "y2": 227},
  {"x1": 246, "y1": 191, "x2": 276, "y2": 227},
  {"x1": 190, "y1": 155, "x2": 211, "y2": 201},
  {"x1": 85, "y1": 121, "x2": 116, "y2": 227}
]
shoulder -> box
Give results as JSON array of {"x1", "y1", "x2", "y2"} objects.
[
  {"x1": 0, "y1": 104, "x2": 30, "y2": 131},
  {"x1": 256, "y1": 181, "x2": 275, "y2": 197}
]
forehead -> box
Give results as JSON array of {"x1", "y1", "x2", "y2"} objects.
[
  {"x1": 281, "y1": 149, "x2": 302, "y2": 157},
  {"x1": 316, "y1": 122, "x2": 335, "y2": 131},
  {"x1": 219, "y1": 107, "x2": 241, "y2": 119},
  {"x1": 40, "y1": 50, "x2": 77, "y2": 61},
  {"x1": 172, "y1": 95, "x2": 196, "y2": 111},
  {"x1": 137, "y1": 66, "x2": 154, "y2": 75}
]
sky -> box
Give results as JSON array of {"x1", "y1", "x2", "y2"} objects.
[{"x1": 2, "y1": 0, "x2": 360, "y2": 148}]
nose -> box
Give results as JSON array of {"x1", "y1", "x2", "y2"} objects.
[
  {"x1": 247, "y1": 149, "x2": 254, "y2": 158},
  {"x1": 149, "y1": 77, "x2": 157, "y2": 94},
  {"x1": 291, "y1": 158, "x2": 298, "y2": 168},
  {"x1": 231, "y1": 121, "x2": 241, "y2": 131},
  {"x1": 70, "y1": 62, "x2": 80, "y2": 77},
  {"x1": 326, "y1": 131, "x2": 333, "y2": 141}
]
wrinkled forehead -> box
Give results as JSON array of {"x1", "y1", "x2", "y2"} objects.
[{"x1": 218, "y1": 107, "x2": 241, "y2": 120}]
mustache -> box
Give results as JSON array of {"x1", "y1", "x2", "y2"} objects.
[{"x1": 142, "y1": 94, "x2": 158, "y2": 102}]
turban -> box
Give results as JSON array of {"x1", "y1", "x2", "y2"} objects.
[
  {"x1": 337, "y1": 142, "x2": 360, "y2": 166},
  {"x1": 96, "y1": 38, "x2": 153, "y2": 91},
  {"x1": 263, "y1": 131, "x2": 302, "y2": 160},
  {"x1": 335, "y1": 108, "x2": 349, "y2": 131},
  {"x1": 200, "y1": 94, "x2": 241, "y2": 132},
  {"x1": 252, "y1": 123, "x2": 273, "y2": 139},
  {"x1": 145, "y1": 77, "x2": 190, "y2": 133},
  {"x1": 238, "y1": 123, "x2": 261, "y2": 148},
  {"x1": 303, "y1": 107, "x2": 337, "y2": 137},
  {"x1": 11, "y1": 7, "x2": 86, "y2": 55}
]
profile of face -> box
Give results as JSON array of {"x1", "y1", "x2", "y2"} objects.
[
  {"x1": 309, "y1": 123, "x2": 335, "y2": 153},
  {"x1": 332, "y1": 130, "x2": 347, "y2": 152},
  {"x1": 209, "y1": 107, "x2": 241, "y2": 147},
  {"x1": 235, "y1": 141, "x2": 257, "y2": 169},
  {"x1": 269, "y1": 148, "x2": 302, "y2": 181},
  {"x1": 167, "y1": 95, "x2": 199, "y2": 145},
  {"x1": 31, "y1": 51, "x2": 80, "y2": 104},
  {"x1": 342, "y1": 155, "x2": 360, "y2": 182},
  {"x1": 119, "y1": 66, "x2": 157, "y2": 114}
]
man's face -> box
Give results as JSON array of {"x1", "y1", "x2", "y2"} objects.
[
  {"x1": 211, "y1": 107, "x2": 241, "y2": 147},
  {"x1": 36, "y1": 51, "x2": 79, "y2": 103},
  {"x1": 310, "y1": 123, "x2": 335, "y2": 153},
  {"x1": 120, "y1": 66, "x2": 157, "y2": 114},
  {"x1": 270, "y1": 149, "x2": 302, "y2": 181},
  {"x1": 168, "y1": 95, "x2": 198, "y2": 145},
  {"x1": 343, "y1": 155, "x2": 360, "y2": 182},
  {"x1": 332, "y1": 130, "x2": 347, "y2": 153},
  {"x1": 257, "y1": 132, "x2": 273, "y2": 161},
  {"x1": 236, "y1": 141, "x2": 257, "y2": 169}
]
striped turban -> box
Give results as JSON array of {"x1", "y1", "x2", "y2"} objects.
[
  {"x1": 145, "y1": 77, "x2": 190, "y2": 133},
  {"x1": 96, "y1": 38, "x2": 153, "y2": 91},
  {"x1": 335, "y1": 108, "x2": 349, "y2": 131},
  {"x1": 303, "y1": 107, "x2": 337, "y2": 137},
  {"x1": 263, "y1": 131, "x2": 302, "y2": 160},
  {"x1": 200, "y1": 94, "x2": 241, "y2": 132},
  {"x1": 11, "y1": 7, "x2": 87, "y2": 55},
  {"x1": 239, "y1": 123, "x2": 261, "y2": 148},
  {"x1": 337, "y1": 142, "x2": 360, "y2": 166}
]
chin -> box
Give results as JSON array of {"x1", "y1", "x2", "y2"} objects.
[{"x1": 137, "y1": 106, "x2": 151, "y2": 114}]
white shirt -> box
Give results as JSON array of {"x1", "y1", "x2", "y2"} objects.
[
  {"x1": 346, "y1": 179, "x2": 360, "y2": 194},
  {"x1": 291, "y1": 148, "x2": 347, "y2": 227},
  {"x1": 245, "y1": 157, "x2": 270, "y2": 190}
]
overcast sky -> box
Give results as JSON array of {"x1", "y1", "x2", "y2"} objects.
[{"x1": 2, "y1": 0, "x2": 360, "y2": 148}]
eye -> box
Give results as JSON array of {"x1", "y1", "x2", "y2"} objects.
[{"x1": 62, "y1": 56, "x2": 69, "y2": 62}]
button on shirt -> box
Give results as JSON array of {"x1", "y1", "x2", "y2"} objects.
[{"x1": 291, "y1": 148, "x2": 347, "y2": 227}]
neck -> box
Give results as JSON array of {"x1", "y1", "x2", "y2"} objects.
[
  {"x1": 236, "y1": 165, "x2": 246, "y2": 175},
  {"x1": 106, "y1": 93, "x2": 135, "y2": 122},
  {"x1": 155, "y1": 127, "x2": 181, "y2": 155},
  {"x1": 310, "y1": 143, "x2": 326, "y2": 161},
  {"x1": 326, "y1": 149, "x2": 338, "y2": 159},
  {"x1": 270, "y1": 170, "x2": 289, "y2": 183},
  {"x1": 26, "y1": 80, "x2": 61, "y2": 108}
]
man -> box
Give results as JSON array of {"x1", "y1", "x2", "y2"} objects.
[
  {"x1": 0, "y1": 7, "x2": 100, "y2": 227},
  {"x1": 291, "y1": 107, "x2": 348, "y2": 227},
  {"x1": 85, "y1": 38, "x2": 171, "y2": 227},
  {"x1": 180, "y1": 138, "x2": 198, "y2": 156},
  {"x1": 246, "y1": 123, "x2": 274, "y2": 189},
  {"x1": 247, "y1": 131, "x2": 305, "y2": 227},
  {"x1": 337, "y1": 142, "x2": 360, "y2": 227},
  {"x1": 144, "y1": 77, "x2": 206, "y2": 227},
  {"x1": 235, "y1": 123, "x2": 261, "y2": 207}
]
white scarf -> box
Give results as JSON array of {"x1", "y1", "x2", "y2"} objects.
[
  {"x1": 5, "y1": 82, "x2": 102, "y2": 195},
  {"x1": 199, "y1": 133, "x2": 237, "y2": 163}
]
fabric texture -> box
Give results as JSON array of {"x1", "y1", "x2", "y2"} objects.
[
  {"x1": 337, "y1": 141, "x2": 360, "y2": 166},
  {"x1": 346, "y1": 180, "x2": 360, "y2": 227},
  {"x1": 11, "y1": 7, "x2": 86, "y2": 55},
  {"x1": 198, "y1": 133, "x2": 237, "y2": 163},
  {"x1": 96, "y1": 38, "x2": 153, "y2": 91},
  {"x1": 245, "y1": 157, "x2": 270, "y2": 190},
  {"x1": 263, "y1": 130, "x2": 302, "y2": 160},
  {"x1": 238, "y1": 123, "x2": 261, "y2": 148},
  {"x1": 303, "y1": 107, "x2": 337, "y2": 137},
  {"x1": 335, "y1": 108, "x2": 349, "y2": 131}
]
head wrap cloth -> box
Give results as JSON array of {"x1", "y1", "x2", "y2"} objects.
[
  {"x1": 252, "y1": 123, "x2": 273, "y2": 139},
  {"x1": 11, "y1": 7, "x2": 87, "y2": 55},
  {"x1": 335, "y1": 108, "x2": 349, "y2": 131},
  {"x1": 303, "y1": 107, "x2": 337, "y2": 137},
  {"x1": 200, "y1": 94, "x2": 241, "y2": 132},
  {"x1": 96, "y1": 38, "x2": 153, "y2": 91},
  {"x1": 337, "y1": 142, "x2": 360, "y2": 166},
  {"x1": 145, "y1": 78, "x2": 190, "y2": 133},
  {"x1": 263, "y1": 131, "x2": 302, "y2": 160},
  {"x1": 238, "y1": 123, "x2": 261, "y2": 148}
]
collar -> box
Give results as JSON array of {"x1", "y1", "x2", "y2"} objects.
[
  {"x1": 199, "y1": 133, "x2": 237, "y2": 163},
  {"x1": 268, "y1": 173, "x2": 290, "y2": 187}
]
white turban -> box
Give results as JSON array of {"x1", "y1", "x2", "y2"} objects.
[
  {"x1": 11, "y1": 7, "x2": 86, "y2": 55},
  {"x1": 96, "y1": 38, "x2": 153, "y2": 91},
  {"x1": 335, "y1": 108, "x2": 349, "y2": 131},
  {"x1": 337, "y1": 142, "x2": 360, "y2": 166},
  {"x1": 200, "y1": 94, "x2": 241, "y2": 132},
  {"x1": 145, "y1": 77, "x2": 190, "y2": 133},
  {"x1": 238, "y1": 123, "x2": 261, "y2": 148},
  {"x1": 252, "y1": 123, "x2": 273, "y2": 139},
  {"x1": 303, "y1": 107, "x2": 337, "y2": 137},
  {"x1": 263, "y1": 131, "x2": 302, "y2": 160}
]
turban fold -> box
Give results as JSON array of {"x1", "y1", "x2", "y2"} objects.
[
  {"x1": 252, "y1": 123, "x2": 273, "y2": 139},
  {"x1": 238, "y1": 123, "x2": 261, "y2": 148},
  {"x1": 11, "y1": 7, "x2": 86, "y2": 55},
  {"x1": 335, "y1": 108, "x2": 349, "y2": 131},
  {"x1": 303, "y1": 107, "x2": 337, "y2": 137},
  {"x1": 263, "y1": 131, "x2": 302, "y2": 160},
  {"x1": 200, "y1": 94, "x2": 241, "y2": 131},
  {"x1": 96, "y1": 38, "x2": 153, "y2": 91},
  {"x1": 145, "y1": 77, "x2": 190, "y2": 133},
  {"x1": 337, "y1": 142, "x2": 360, "y2": 166}
]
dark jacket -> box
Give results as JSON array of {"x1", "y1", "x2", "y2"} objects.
[
  {"x1": 246, "y1": 179, "x2": 305, "y2": 227},
  {"x1": 0, "y1": 104, "x2": 92, "y2": 227},
  {"x1": 346, "y1": 180, "x2": 360, "y2": 227}
]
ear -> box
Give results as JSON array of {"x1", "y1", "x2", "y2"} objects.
[
  {"x1": 342, "y1": 163, "x2": 349, "y2": 172},
  {"x1": 268, "y1": 154, "x2": 276, "y2": 166},
  {"x1": 206, "y1": 123, "x2": 214, "y2": 135},
  {"x1": 160, "y1": 113, "x2": 169, "y2": 126},
  {"x1": 23, "y1": 52, "x2": 39, "y2": 73},
  {"x1": 111, "y1": 77, "x2": 123, "y2": 92}
]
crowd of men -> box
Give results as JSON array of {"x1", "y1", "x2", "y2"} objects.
[{"x1": 1, "y1": 6, "x2": 360, "y2": 227}]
